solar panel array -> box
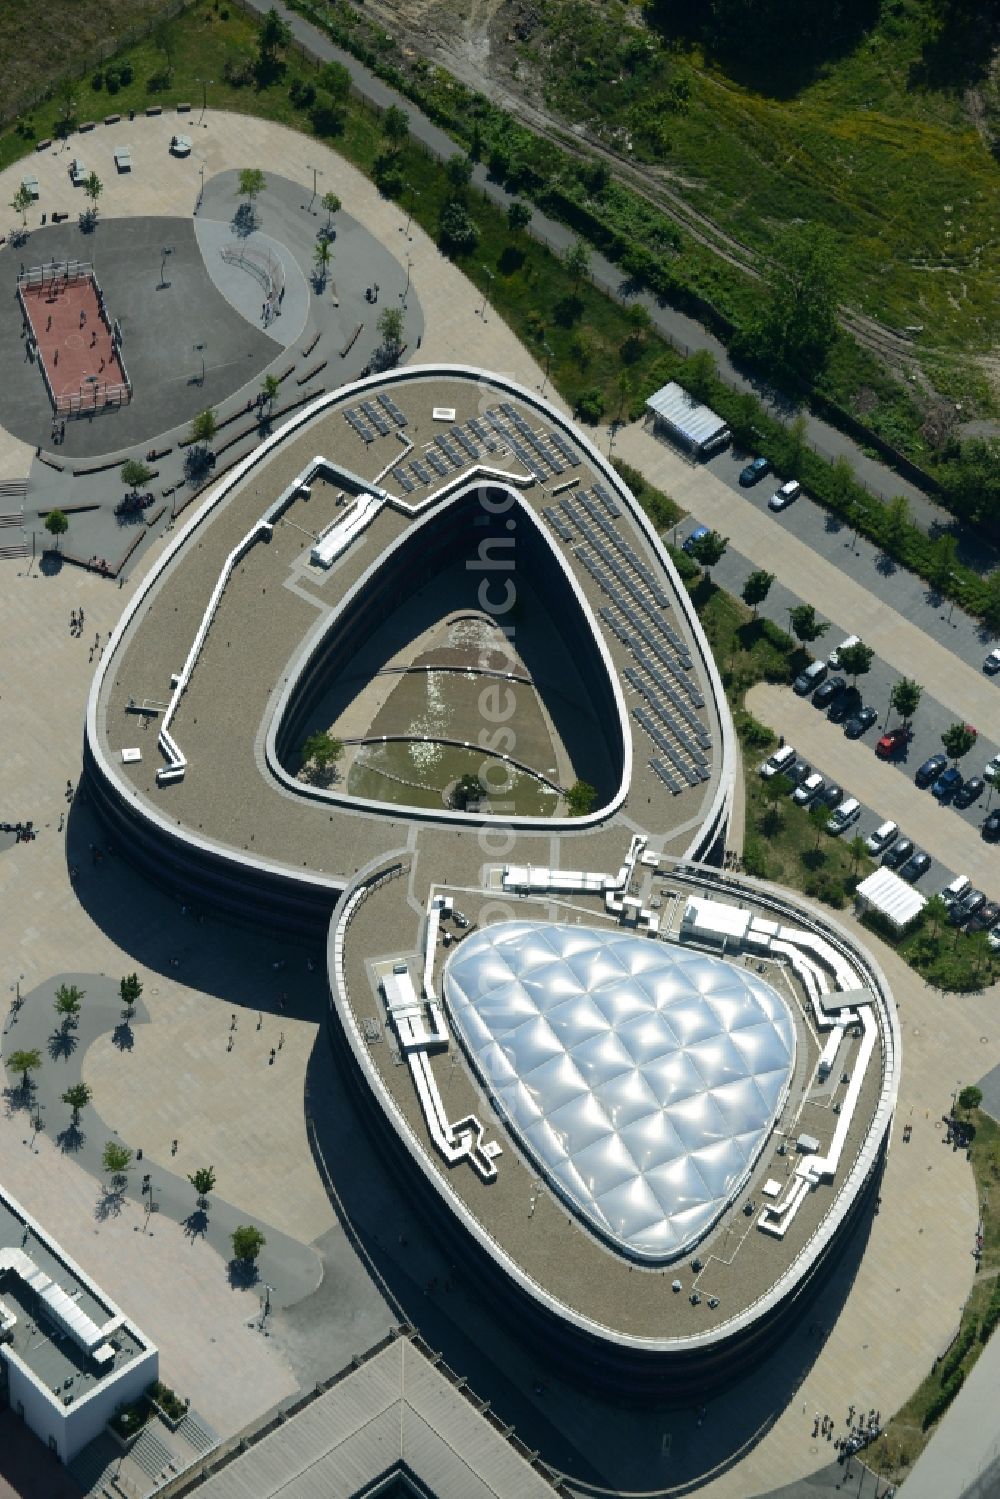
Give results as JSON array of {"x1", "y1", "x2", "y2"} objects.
[
  {"x1": 344, "y1": 407, "x2": 375, "y2": 444},
  {"x1": 544, "y1": 489, "x2": 711, "y2": 796},
  {"x1": 490, "y1": 402, "x2": 584, "y2": 481},
  {"x1": 361, "y1": 400, "x2": 390, "y2": 437},
  {"x1": 378, "y1": 393, "x2": 407, "y2": 428}
]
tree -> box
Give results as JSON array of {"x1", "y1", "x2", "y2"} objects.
[
  {"x1": 941, "y1": 722, "x2": 977, "y2": 762},
  {"x1": 438, "y1": 199, "x2": 479, "y2": 255},
  {"x1": 760, "y1": 773, "x2": 791, "y2": 835},
  {"x1": 5, "y1": 1048, "x2": 41, "y2": 1091},
  {"x1": 381, "y1": 105, "x2": 409, "y2": 150},
  {"x1": 890, "y1": 678, "x2": 923, "y2": 728},
  {"x1": 882, "y1": 495, "x2": 910, "y2": 549},
  {"x1": 685, "y1": 529, "x2": 728, "y2": 571},
  {"x1": 231, "y1": 1224, "x2": 266, "y2": 1263},
  {"x1": 787, "y1": 604, "x2": 830, "y2": 646},
  {"x1": 566, "y1": 780, "x2": 597, "y2": 817},
  {"x1": 808, "y1": 801, "x2": 829, "y2": 849},
  {"x1": 958, "y1": 1085, "x2": 983, "y2": 1116},
  {"x1": 237, "y1": 168, "x2": 266, "y2": 207},
  {"x1": 617, "y1": 369, "x2": 632, "y2": 423},
  {"x1": 321, "y1": 190, "x2": 342, "y2": 229},
  {"x1": 929, "y1": 532, "x2": 958, "y2": 592},
  {"x1": 451, "y1": 773, "x2": 484, "y2": 810},
  {"x1": 189, "y1": 408, "x2": 218, "y2": 445},
  {"x1": 312, "y1": 236, "x2": 331, "y2": 288},
  {"x1": 376, "y1": 305, "x2": 404, "y2": 353},
  {"x1": 256, "y1": 7, "x2": 291, "y2": 72},
  {"x1": 62, "y1": 1082, "x2": 92, "y2": 1122},
  {"x1": 10, "y1": 182, "x2": 32, "y2": 227},
  {"x1": 317, "y1": 63, "x2": 350, "y2": 104},
  {"x1": 507, "y1": 198, "x2": 532, "y2": 235},
  {"x1": 84, "y1": 172, "x2": 103, "y2": 212},
  {"x1": 848, "y1": 834, "x2": 867, "y2": 874},
  {"x1": 564, "y1": 238, "x2": 591, "y2": 286},
  {"x1": 742, "y1": 569, "x2": 774, "y2": 619},
  {"x1": 189, "y1": 1166, "x2": 216, "y2": 1203},
  {"x1": 44, "y1": 510, "x2": 68, "y2": 549},
  {"x1": 757, "y1": 224, "x2": 841, "y2": 371},
  {"x1": 683, "y1": 349, "x2": 717, "y2": 405},
  {"x1": 445, "y1": 153, "x2": 473, "y2": 192},
  {"x1": 152, "y1": 19, "x2": 176, "y2": 82},
  {"x1": 837, "y1": 640, "x2": 874, "y2": 685},
  {"x1": 54, "y1": 983, "x2": 85, "y2": 1029},
  {"x1": 302, "y1": 730, "x2": 343, "y2": 778},
  {"x1": 121, "y1": 459, "x2": 152, "y2": 495},
  {"x1": 119, "y1": 973, "x2": 143, "y2": 1011},
  {"x1": 261, "y1": 373, "x2": 280, "y2": 410},
  {"x1": 102, "y1": 1140, "x2": 133, "y2": 1177},
  {"x1": 923, "y1": 893, "x2": 949, "y2": 939}
]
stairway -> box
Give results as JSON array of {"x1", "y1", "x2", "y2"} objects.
[
  {"x1": 129, "y1": 1427, "x2": 176, "y2": 1484},
  {"x1": 177, "y1": 1409, "x2": 218, "y2": 1456},
  {"x1": 67, "y1": 1434, "x2": 120, "y2": 1495}
]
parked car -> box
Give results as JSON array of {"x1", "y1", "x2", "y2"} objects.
[
  {"x1": 827, "y1": 635, "x2": 860, "y2": 671},
  {"x1": 786, "y1": 759, "x2": 813, "y2": 787},
  {"x1": 984, "y1": 648, "x2": 1000, "y2": 674},
  {"x1": 983, "y1": 810, "x2": 1000, "y2": 842},
  {"x1": 882, "y1": 838, "x2": 914, "y2": 869},
  {"x1": 984, "y1": 755, "x2": 1000, "y2": 783},
  {"x1": 988, "y1": 924, "x2": 1000, "y2": 952},
  {"x1": 865, "y1": 821, "x2": 899, "y2": 856},
  {"x1": 915, "y1": 754, "x2": 948, "y2": 788},
  {"x1": 828, "y1": 691, "x2": 861, "y2": 725},
  {"x1": 792, "y1": 772, "x2": 825, "y2": 805},
  {"x1": 818, "y1": 784, "x2": 845, "y2": 809},
  {"x1": 969, "y1": 900, "x2": 1000, "y2": 934},
  {"x1": 812, "y1": 676, "x2": 846, "y2": 709},
  {"x1": 949, "y1": 889, "x2": 986, "y2": 926},
  {"x1": 760, "y1": 745, "x2": 796, "y2": 779},
  {"x1": 768, "y1": 479, "x2": 801, "y2": 511},
  {"x1": 940, "y1": 876, "x2": 971, "y2": 908},
  {"x1": 876, "y1": 726, "x2": 911, "y2": 759},
  {"x1": 682, "y1": 525, "x2": 710, "y2": 555},
  {"x1": 827, "y1": 798, "x2": 861, "y2": 835},
  {"x1": 932, "y1": 766, "x2": 964, "y2": 801},
  {"x1": 739, "y1": 456, "x2": 770, "y2": 487},
  {"x1": 899, "y1": 850, "x2": 931, "y2": 882},
  {"x1": 845, "y1": 706, "x2": 878, "y2": 739},
  {"x1": 793, "y1": 661, "x2": 827, "y2": 696},
  {"x1": 954, "y1": 777, "x2": 985, "y2": 809}
]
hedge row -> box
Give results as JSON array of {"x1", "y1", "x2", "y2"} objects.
[
  {"x1": 939, "y1": 1319, "x2": 978, "y2": 1386},
  {"x1": 923, "y1": 1369, "x2": 964, "y2": 1430}
]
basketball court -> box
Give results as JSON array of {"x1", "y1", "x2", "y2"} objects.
[{"x1": 18, "y1": 263, "x2": 128, "y2": 416}]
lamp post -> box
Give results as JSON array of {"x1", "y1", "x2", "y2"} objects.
[
  {"x1": 541, "y1": 340, "x2": 553, "y2": 397},
  {"x1": 479, "y1": 266, "x2": 494, "y2": 323},
  {"x1": 194, "y1": 342, "x2": 206, "y2": 386},
  {"x1": 944, "y1": 571, "x2": 963, "y2": 626},
  {"x1": 402, "y1": 254, "x2": 413, "y2": 308},
  {"x1": 306, "y1": 164, "x2": 322, "y2": 213},
  {"x1": 401, "y1": 187, "x2": 420, "y2": 239},
  {"x1": 197, "y1": 77, "x2": 213, "y2": 127},
  {"x1": 158, "y1": 245, "x2": 174, "y2": 290}
]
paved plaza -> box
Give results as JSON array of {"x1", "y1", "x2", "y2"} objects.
[{"x1": 0, "y1": 101, "x2": 996, "y2": 1499}]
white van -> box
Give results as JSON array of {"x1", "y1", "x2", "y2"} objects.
[
  {"x1": 760, "y1": 745, "x2": 795, "y2": 779},
  {"x1": 865, "y1": 821, "x2": 899, "y2": 856},
  {"x1": 827, "y1": 797, "x2": 861, "y2": 834},
  {"x1": 828, "y1": 635, "x2": 860, "y2": 670},
  {"x1": 940, "y1": 875, "x2": 971, "y2": 907}
]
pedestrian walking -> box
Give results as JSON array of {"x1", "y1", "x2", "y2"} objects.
[
  {"x1": 46, "y1": 315, "x2": 51, "y2": 331},
  {"x1": 278, "y1": 1031, "x2": 284, "y2": 1051},
  {"x1": 227, "y1": 1035, "x2": 233, "y2": 1052},
  {"x1": 57, "y1": 812, "x2": 64, "y2": 832}
]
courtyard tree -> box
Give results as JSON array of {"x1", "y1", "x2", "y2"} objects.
[
  {"x1": 941, "y1": 722, "x2": 977, "y2": 763},
  {"x1": 5, "y1": 1048, "x2": 41, "y2": 1092},
  {"x1": 741, "y1": 569, "x2": 774, "y2": 619},
  {"x1": 837, "y1": 639, "x2": 874, "y2": 686},
  {"x1": 54, "y1": 983, "x2": 85, "y2": 1029},
  {"x1": 44, "y1": 509, "x2": 68, "y2": 549},
  {"x1": 685, "y1": 529, "x2": 728, "y2": 574},
  {"x1": 120, "y1": 459, "x2": 152, "y2": 496},
  {"x1": 381, "y1": 105, "x2": 409, "y2": 151},
  {"x1": 84, "y1": 172, "x2": 103, "y2": 212},
  {"x1": 451, "y1": 773, "x2": 484, "y2": 810},
  {"x1": 231, "y1": 1224, "x2": 266, "y2": 1264},
  {"x1": 566, "y1": 780, "x2": 597, "y2": 817},
  {"x1": 119, "y1": 973, "x2": 143, "y2": 1013},
  {"x1": 62, "y1": 1082, "x2": 92, "y2": 1123},
  {"x1": 958, "y1": 1085, "x2": 983, "y2": 1117},
  {"x1": 301, "y1": 730, "x2": 343, "y2": 780},
  {"x1": 189, "y1": 1166, "x2": 217, "y2": 1205},
  {"x1": 10, "y1": 182, "x2": 32, "y2": 227},
  {"x1": 890, "y1": 677, "x2": 923, "y2": 729},
  {"x1": 311, "y1": 236, "x2": 332, "y2": 289},
  {"x1": 260, "y1": 373, "x2": 280, "y2": 411},
  {"x1": 787, "y1": 603, "x2": 829, "y2": 646},
  {"x1": 321, "y1": 190, "x2": 342, "y2": 231},
  {"x1": 189, "y1": 408, "x2": 218, "y2": 446},
  {"x1": 102, "y1": 1140, "x2": 133, "y2": 1178},
  {"x1": 237, "y1": 168, "x2": 266, "y2": 209},
  {"x1": 376, "y1": 305, "x2": 405, "y2": 356}
]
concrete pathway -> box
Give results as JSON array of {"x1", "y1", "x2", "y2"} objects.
[{"x1": 899, "y1": 1321, "x2": 1000, "y2": 1497}]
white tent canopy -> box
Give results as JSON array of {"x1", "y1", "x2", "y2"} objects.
[
  {"x1": 855, "y1": 868, "x2": 927, "y2": 931},
  {"x1": 645, "y1": 381, "x2": 730, "y2": 456}
]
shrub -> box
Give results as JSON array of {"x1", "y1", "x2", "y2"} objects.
[
  {"x1": 939, "y1": 1320, "x2": 978, "y2": 1386},
  {"x1": 741, "y1": 837, "x2": 769, "y2": 878},
  {"x1": 923, "y1": 1370, "x2": 964, "y2": 1430},
  {"x1": 575, "y1": 387, "x2": 604, "y2": 424},
  {"x1": 146, "y1": 70, "x2": 172, "y2": 94},
  {"x1": 91, "y1": 71, "x2": 104, "y2": 91},
  {"x1": 309, "y1": 94, "x2": 345, "y2": 136},
  {"x1": 438, "y1": 199, "x2": 479, "y2": 255},
  {"x1": 734, "y1": 710, "x2": 776, "y2": 752}
]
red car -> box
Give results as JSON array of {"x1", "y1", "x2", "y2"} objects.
[{"x1": 876, "y1": 726, "x2": 911, "y2": 760}]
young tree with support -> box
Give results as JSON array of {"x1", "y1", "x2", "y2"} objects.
[
  {"x1": 237, "y1": 168, "x2": 266, "y2": 209},
  {"x1": 321, "y1": 190, "x2": 342, "y2": 233},
  {"x1": 189, "y1": 1167, "x2": 217, "y2": 1206},
  {"x1": 102, "y1": 1140, "x2": 133, "y2": 1178},
  {"x1": 119, "y1": 973, "x2": 143, "y2": 1013},
  {"x1": 741, "y1": 569, "x2": 774, "y2": 619},
  {"x1": 120, "y1": 459, "x2": 152, "y2": 496},
  {"x1": 44, "y1": 509, "x2": 68, "y2": 549},
  {"x1": 5, "y1": 1049, "x2": 41, "y2": 1092},
  {"x1": 231, "y1": 1224, "x2": 266, "y2": 1264},
  {"x1": 62, "y1": 1082, "x2": 92, "y2": 1123},
  {"x1": 10, "y1": 182, "x2": 32, "y2": 227},
  {"x1": 301, "y1": 730, "x2": 343, "y2": 781},
  {"x1": 376, "y1": 305, "x2": 404, "y2": 357},
  {"x1": 260, "y1": 373, "x2": 281, "y2": 411},
  {"x1": 889, "y1": 677, "x2": 922, "y2": 729},
  {"x1": 54, "y1": 983, "x2": 85, "y2": 1029}
]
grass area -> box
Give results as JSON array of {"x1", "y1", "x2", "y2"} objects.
[{"x1": 872, "y1": 1106, "x2": 1000, "y2": 1479}]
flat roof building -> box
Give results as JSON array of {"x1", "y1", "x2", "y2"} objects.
[{"x1": 645, "y1": 380, "x2": 731, "y2": 457}]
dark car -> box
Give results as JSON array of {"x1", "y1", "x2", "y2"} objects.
[
  {"x1": 786, "y1": 760, "x2": 813, "y2": 788},
  {"x1": 984, "y1": 810, "x2": 1000, "y2": 842},
  {"x1": 739, "y1": 456, "x2": 770, "y2": 487},
  {"x1": 882, "y1": 837, "x2": 914, "y2": 869},
  {"x1": 954, "y1": 777, "x2": 985, "y2": 809},
  {"x1": 828, "y1": 691, "x2": 861, "y2": 725},
  {"x1": 969, "y1": 900, "x2": 1000, "y2": 933},
  {"x1": 818, "y1": 783, "x2": 844, "y2": 809},
  {"x1": 876, "y1": 726, "x2": 911, "y2": 760},
  {"x1": 915, "y1": 754, "x2": 948, "y2": 788},
  {"x1": 932, "y1": 766, "x2": 964, "y2": 801},
  {"x1": 844, "y1": 706, "x2": 878, "y2": 739},
  {"x1": 682, "y1": 525, "x2": 710, "y2": 555},
  {"x1": 899, "y1": 850, "x2": 931, "y2": 883},
  {"x1": 812, "y1": 676, "x2": 846, "y2": 710},
  {"x1": 949, "y1": 889, "x2": 986, "y2": 926}
]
